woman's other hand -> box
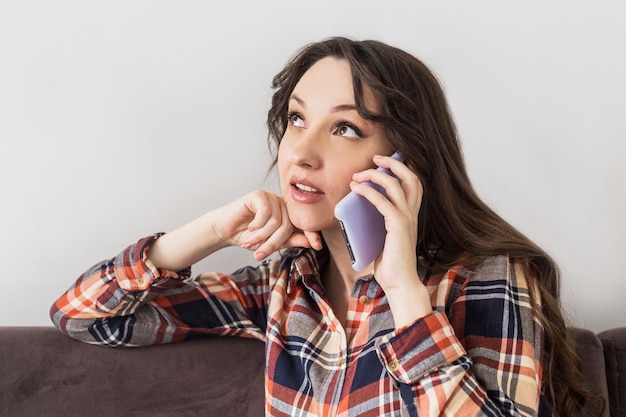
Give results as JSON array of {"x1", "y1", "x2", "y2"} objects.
[
  {"x1": 349, "y1": 155, "x2": 432, "y2": 327},
  {"x1": 212, "y1": 190, "x2": 323, "y2": 261},
  {"x1": 148, "y1": 190, "x2": 322, "y2": 271}
]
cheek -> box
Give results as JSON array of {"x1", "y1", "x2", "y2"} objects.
[
  {"x1": 276, "y1": 147, "x2": 290, "y2": 192},
  {"x1": 336, "y1": 167, "x2": 354, "y2": 185},
  {"x1": 329, "y1": 167, "x2": 358, "y2": 201},
  {"x1": 329, "y1": 155, "x2": 379, "y2": 199}
]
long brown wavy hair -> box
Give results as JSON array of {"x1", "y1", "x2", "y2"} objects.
[{"x1": 266, "y1": 37, "x2": 602, "y2": 416}]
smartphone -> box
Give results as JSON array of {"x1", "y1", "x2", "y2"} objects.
[{"x1": 334, "y1": 152, "x2": 404, "y2": 271}]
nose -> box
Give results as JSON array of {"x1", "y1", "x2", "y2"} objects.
[{"x1": 286, "y1": 128, "x2": 323, "y2": 170}]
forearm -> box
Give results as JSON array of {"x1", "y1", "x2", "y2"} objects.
[
  {"x1": 50, "y1": 232, "x2": 270, "y2": 347},
  {"x1": 377, "y1": 256, "x2": 544, "y2": 416},
  {"x1": 377, "y1": 311, "x2": 541, "y2": 416},
  {"x1": 147, "y1": 210, "x2": 229, "y2": 272}
]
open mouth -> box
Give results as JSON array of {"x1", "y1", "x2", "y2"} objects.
[{"x1": 294, "y1": 183, "x2": 322, "y2": 194}]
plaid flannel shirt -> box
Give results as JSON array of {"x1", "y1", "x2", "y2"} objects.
[{"x1": 51, "y1": 234, "x2": 550, "y2": 416}]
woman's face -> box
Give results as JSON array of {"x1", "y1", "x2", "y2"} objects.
[{"x1": 278, "y1": 57, "x2": 392, "y2": 234}]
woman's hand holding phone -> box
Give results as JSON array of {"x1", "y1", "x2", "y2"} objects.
[
  {"x1": 347, "y1": 154, "x2": 433, "y2": 328},
  {"x1": 335, "y1": 152, "x2": 405, "y2": 271}
]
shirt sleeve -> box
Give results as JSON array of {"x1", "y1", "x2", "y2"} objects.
[
  {"x1": 50, "y1": 234, "x2": 271, "y2": 347},
  {"x1": 375, "y1": 256, "x2": 544, "y2": 417}
]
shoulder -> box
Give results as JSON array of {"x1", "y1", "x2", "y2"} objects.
[
  {"x1": 425, "y1": 255, "x2": 534, "y2": 311},
  {"x1": 423, "y1": 254, "x2": 515, "y2": 287},
  {"x1": 228, "y1": 257, "x2": 284, "y2": 285},
  {"x1": 470, "y1": 255, "x2": 514, "y2": 281},
  {"x1": 468, "y1": 256, "x2": 533, "y2": 294},
  {"x1": 232, "y1": 248, "x2": 308, "y2": 286},
  {"x1": 446, "y1": 256, "x2": 540, "y2": 341},
  {"x1": 453, "y1": 256, "x2": 537, "y2": 323}
]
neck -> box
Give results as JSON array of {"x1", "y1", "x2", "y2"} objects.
[{"x1": 321, "y1": 227, "x2": 373, "y2": 291}]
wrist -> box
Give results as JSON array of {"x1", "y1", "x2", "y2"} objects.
[
  {"x1": 206, "y1": 210, "x2": 234, "y2": 248},
  {"x1": 385, "y1": 280, "x2": 432, "y2": 330},
  {"x1": 147, "y1": 211, "x2": 229, "y2": 271}
]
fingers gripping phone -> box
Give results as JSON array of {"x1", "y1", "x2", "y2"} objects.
[{"x1": 334, "y1": 152, "x2": 404, "y2": 271}]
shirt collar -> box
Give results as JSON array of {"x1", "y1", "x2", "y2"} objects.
[
  {"x1": 282, "y1": 247, "x2": 329, "y2": 294},
  {"x1": 282, "y1": 247, "x2": 381, "y2": 295}
]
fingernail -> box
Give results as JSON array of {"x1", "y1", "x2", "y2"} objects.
[{"x1": 254, "y1": 251, "x2": 266, "y2": 260}]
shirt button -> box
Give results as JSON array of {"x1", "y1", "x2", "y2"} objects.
[
  {"x1": 388, "y1": 359, "x2": 401, "y2": 372},
  {"x1": 359, "y1": 295, "x2": 370, "y2": 304}
]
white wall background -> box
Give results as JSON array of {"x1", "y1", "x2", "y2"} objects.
[{"x1": 1, "y1": 0, "x2": 624, "y2": 332}]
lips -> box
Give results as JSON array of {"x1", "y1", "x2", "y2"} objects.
[
  {"x1": 289, "y1": 177, "x2": 324, "y2": 203},
  {"x1": 291, "y1": 177, "x2": 323, "y2": 193}
]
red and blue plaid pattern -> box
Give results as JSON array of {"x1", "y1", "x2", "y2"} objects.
[{"x1": 51, "y1": 234, "x2": 548, "y2": 416}]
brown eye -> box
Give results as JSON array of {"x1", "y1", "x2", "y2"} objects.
[
  {"x1": 287, "y1": 112, "x2": 304, "y2": 127},
  {"x1": 334, "y1": 123, "x2": 362, "y2": 138}
]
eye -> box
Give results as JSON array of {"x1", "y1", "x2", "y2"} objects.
[
  {"x1": 334, "y1": 123, "x2": 363, "y2": 138},
  {"x1": 287, "y1": 112, "x2": 305, "y2": 128}
]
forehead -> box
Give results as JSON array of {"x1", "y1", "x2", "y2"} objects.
[
  {"x1": 292, "y1": 57, "x2": 352, "y2": 100},
  {"x1": 292, "y1": 57, "x2": 379, "y2": 112}
]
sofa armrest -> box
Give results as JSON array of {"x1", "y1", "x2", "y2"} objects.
[
  {"x1": 0, "y1": 327, "x2": 265, "y2": 417},
  {"x1": 599, "y1": 327, "x2": 626, "y2": 417},
  {"x1": 570, "y1": 327, "x2": 611, "y2": 417}
]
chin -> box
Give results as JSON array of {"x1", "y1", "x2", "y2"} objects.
[
  {"x1": 290, "y1": 217, "x2": 323, "y2": 233},
  {"x1": 288, "y1": 209, "x2": 336, "y2": 233}
]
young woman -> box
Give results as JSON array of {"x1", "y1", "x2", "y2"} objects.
[{"x1": 51, "y1": 37, "x2": 599, "y2": 416}]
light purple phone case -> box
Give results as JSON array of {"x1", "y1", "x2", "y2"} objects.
[{"x1": 334, "y1": 152, "x2": 404, "y2": 271}]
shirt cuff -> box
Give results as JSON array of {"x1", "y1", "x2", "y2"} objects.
[
  {"x1": 375, "y1": 310, "x2": 466, "y2": 385},
  {"x1": 115, "y1": 233, "x2": 191, "y2": 291}
]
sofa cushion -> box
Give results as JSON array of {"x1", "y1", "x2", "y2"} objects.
[
  {"x1": 2, "y1": 326, "x2": 623, "y2": 416},
  {"x1": 0, "y1": 327, "x2": 265, "y2": 417}
]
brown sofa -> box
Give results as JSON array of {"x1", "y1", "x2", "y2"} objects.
[{"x1": 0, "y1": 326, "x2": 623, "y2": 416}]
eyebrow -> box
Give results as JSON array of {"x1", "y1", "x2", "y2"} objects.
[{"x1": 289, "y1": 94, "x2": 358, "y2": 113}]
